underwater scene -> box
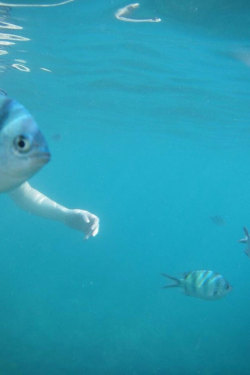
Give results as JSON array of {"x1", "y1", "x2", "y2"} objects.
[{"x1": 0, "y1": 0, "x2": 250, "y2": 374}]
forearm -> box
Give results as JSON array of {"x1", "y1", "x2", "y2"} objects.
[
  {"x1": 8, "y1": 182, "x2": 69, "y2": 224},
  {"x1": 8, "y1": 182, "x2": 100, "y2": 239}
]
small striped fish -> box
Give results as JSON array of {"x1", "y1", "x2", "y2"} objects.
[
  {"x1": 162, "y1": 270, "x2": 232, "y2": 300},
  {"x1": 0, "y1": 92, "x2": 50, "y2": 192}
]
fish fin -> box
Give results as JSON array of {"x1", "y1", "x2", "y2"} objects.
[
  {"x1": 161, "y1": 273, "x2": 181, "y2": 288},
  {"x1": 0, "y1": 89, "x2": 7, "y2": 96},
  {"x1": 239, "y1": 238, "x2": 247, "y2": 243},
  {"x1": 243, "y1": 227, "x2": 249, "y2": 238},
  {"x1": 244, "y1": 249, "x2": 250, "y2": 257}
]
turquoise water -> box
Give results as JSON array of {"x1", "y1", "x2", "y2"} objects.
[{"x1": 1, "y1": 1, "x2": 250, "y2": 374}]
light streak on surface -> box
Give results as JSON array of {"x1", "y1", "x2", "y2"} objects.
[
  {"x1": 0, "y1": 0, "x2": 74, "y2": 7},
  {"x1": 12, "y1": 63, "x2": 30, "y2": 72},
  {"x1": 0, "y1": 32, "x2": 29, "y2": 41},
  {"x1": 0, "y1": 21, "x2": 22, "y2": 29},
  {"x1": 115, "y1": 3, "x2": 161, "y2": 23}
]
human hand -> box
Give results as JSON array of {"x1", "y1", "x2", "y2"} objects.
[{"x1": 65, "y1": 209, "x2": 99, "y2": 239}]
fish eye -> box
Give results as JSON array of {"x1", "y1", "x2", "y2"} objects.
[{"x1": 13, "y1": 135, "x2": 31, "y2": 153}]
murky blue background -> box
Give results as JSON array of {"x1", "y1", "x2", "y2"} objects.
[{"x1": 1, "y1": 1, "x2": 250, "y2": 374}]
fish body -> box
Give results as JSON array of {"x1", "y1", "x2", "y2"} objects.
[
  {"x1": 0, "y1": 94, "x2": 50, "y2": 192},
  {"x1": 162, "y1": 270, "x2": 232, "y2": 300},
  {"x1": 239, "y1": 227, "x2": 250, "y2": 257}
]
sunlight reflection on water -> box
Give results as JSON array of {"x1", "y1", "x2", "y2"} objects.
[{"x1": 0, "y1": 0, "x2": 74, "y2": 72}]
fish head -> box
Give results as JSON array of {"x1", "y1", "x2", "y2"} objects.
[
  {"x1": 0, "y1": 97, "x2": 50, "y2": 192},
  {"x1": 212, "y1": 278, "x2": 232, "y2": 299}
]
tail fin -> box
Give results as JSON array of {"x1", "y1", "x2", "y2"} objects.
[
  {"x1": 161, "y1": 273, "x2": 181, "y2": 288},
  {"x1": 243, "y1": 227, "x2": 249, "y2": 238}
]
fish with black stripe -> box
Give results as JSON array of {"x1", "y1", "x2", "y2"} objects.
[{"x1": 162, "y1": 270, "x2": 232, "y2": 300}]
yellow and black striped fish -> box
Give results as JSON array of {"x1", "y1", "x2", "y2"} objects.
[{"x1": 162, "y1": 270, "x2": 232, "y2": 300}]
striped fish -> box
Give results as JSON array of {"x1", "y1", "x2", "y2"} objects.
[
  {"x1": 162, "y1": 270, "x2": 232, "y2": 300},
  {"x1": 0, "y1": 92, "x2": 50, "y2": 192}
]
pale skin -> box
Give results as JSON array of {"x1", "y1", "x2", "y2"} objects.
[{"x1": 8, "y1": 182, "x2": 99, "y2": 239}]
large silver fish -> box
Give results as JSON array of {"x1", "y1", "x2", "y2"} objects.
[
  {"x1": 162, "y1": 270, "x2": 232, "y2": 300},
  {"x1": 0, "y1": 94, "x2": 50, "y2": 192},
  {"x1": 239, "y1": 227, "x2": 250, "y2": 257}
]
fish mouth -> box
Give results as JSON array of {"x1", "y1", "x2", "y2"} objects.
[
  {"x1": 32, "y1": 151, "x2": 51, "y2": 165},
  {"x1": 40, "y1": 152, "x2": 51, "y2": 161}
]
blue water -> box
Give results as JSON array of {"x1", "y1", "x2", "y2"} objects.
[{"x1": 1, "y1": 1, "x2": 250, "y2": 374}]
